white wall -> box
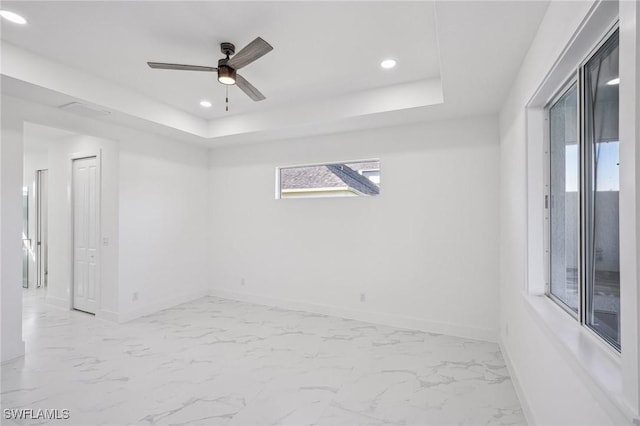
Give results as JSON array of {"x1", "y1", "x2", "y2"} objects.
[
  {"x1": 618, "y1": 0, "x2": 640, "y2": 415},
  {"x1": 209, "y1": 116, "x2": 500, "y2": 341},
  {"x1": 1, "y1": 108, "x2": 26, "y2": 361},
  {"x1": 118, "y1": 134, "x2": 210, "y2": 321},
  {"x1": 499, "y1": 1, "x2": 639, "y2": 424}
]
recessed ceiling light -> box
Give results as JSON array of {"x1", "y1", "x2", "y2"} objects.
[
  {"x1": 380, "y1": 59, "x2": 397, "y2": 69},
  {"x1": 200, "y1": 100, "x2": 212, "y2": 108},
  {"x1": 0, "y1": 10, "x2": 27, "y2": 25},
  {"x1": 606, "y1": 77, "x2": 620, "y2": 85}
]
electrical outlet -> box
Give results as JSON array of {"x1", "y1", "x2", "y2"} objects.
[
  {"x1": 360, "y1": 293, "x2": 366, "y2": 302},
  {"x1": 132, "y1": 292, "x2": 139, "y2": 302},
  {"x1": 103, "y1": 237, "x2": 109, "y2": 246}
]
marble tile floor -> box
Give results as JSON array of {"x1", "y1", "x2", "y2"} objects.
[{"x1": 1, "y1": 289, "x2": 526, "y2": 426}]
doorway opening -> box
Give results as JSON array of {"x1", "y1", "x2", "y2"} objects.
[{"x1": 22, "y1": 123, "x2": 104, "y2": 314}]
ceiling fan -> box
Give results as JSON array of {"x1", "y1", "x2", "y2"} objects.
[{"x1": 147, "y1": 37, "x2": 273, "y2": 103}]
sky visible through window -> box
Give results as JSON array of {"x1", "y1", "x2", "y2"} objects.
[{"x1": 565, "y1": 142, "x2": 619, "y2": 192}]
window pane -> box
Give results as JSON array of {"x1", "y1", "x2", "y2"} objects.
[
  {"x1": 584, "y1": 31, "x2": 620, "y2": 349},
  {"x1": 279, "y1": 160, "x2": 380, "y2": 198},
  {"x1": 549, "y1": 84, "x2": 579, "y2": 313}
]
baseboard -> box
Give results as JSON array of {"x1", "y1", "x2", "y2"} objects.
[
  {"x1": 96, "y1": 309, "x2": 119, "y2": 322},
  {"x1": 47, "y1": 296, "x2": 117, "y2": 322},
  {"x1": 118, "y1": 289, "x2": 210, "y2": 323},
  {"x1": 209, "y1": 288, "x2": 497, "y2": 342},
  {"x1": 1, "y1": 338, "x2": 25, "y2": 364},
  {"x1": 45, "y1": 294, "x2": 70, "y2": 310},
  {"x1": 499, "y1": 340, "x2": 535, "y2": 426}
]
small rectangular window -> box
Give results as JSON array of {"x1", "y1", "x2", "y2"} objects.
[{"x1": 277, "y1": 160, "x2": 380, "y2": 199}]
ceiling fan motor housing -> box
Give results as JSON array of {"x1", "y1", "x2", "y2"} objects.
[{"x1": 220, "y1": 42, "x2": 235, "y2": 57}]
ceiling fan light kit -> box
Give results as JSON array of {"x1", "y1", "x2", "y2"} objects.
[
  {"x1": 217, "y1": 64, "x2": 236, "y2": 85},
  {"x1": 147, "y1": 37, "x2": 273, "y2": 110}
]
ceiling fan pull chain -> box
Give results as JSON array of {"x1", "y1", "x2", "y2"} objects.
[{"x1": 226, "y1": 86, "x2": 229, "y2": 112}]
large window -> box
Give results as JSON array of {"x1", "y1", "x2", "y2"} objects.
[{"x1": 546, "y1": 29, "x2": 620, "y2": 350}]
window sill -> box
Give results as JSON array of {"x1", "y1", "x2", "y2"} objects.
[{"x1": 523, "y1": 293, "x2": 635, "y2": 424}]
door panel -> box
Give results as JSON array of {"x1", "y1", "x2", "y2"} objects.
[{"x1": 73, "y1": 157, "x2": 98, "y2": 314}]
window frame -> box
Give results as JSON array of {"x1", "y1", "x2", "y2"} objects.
[
  {"x1": 523, "y1": 1, "x2": 639, "y2": 418},
  {"x1": 543, "y1": 24, "x2": 621, "y2": 353},
  {"x1": 275, "y1": 158, "x2": 381, "y2": 200},
  {"x1": 544, "y1": 78, "x2": 580, "y2": 320}
]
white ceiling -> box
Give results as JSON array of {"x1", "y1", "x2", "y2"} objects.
[
  {"x1": 0, "y1": 1, "x2": 549, "y2": 146},
  {"x1": 2, "y1": 1, "x2": 440, "y2": 119}
]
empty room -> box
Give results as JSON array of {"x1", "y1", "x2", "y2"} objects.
[{"x1": 1, "y1": 1, "x2": 639, "y2": 425}]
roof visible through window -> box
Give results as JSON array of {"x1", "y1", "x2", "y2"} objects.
[{"x1": 278, "y1": 160, "x2": 380, "y2": 199}]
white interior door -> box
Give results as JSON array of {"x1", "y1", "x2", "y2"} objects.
[
  {"x1": 36, "y1": 169, "x2": 49, "y2": 288},
  {"x1": 73, "y1": 157, "x2": 98, "y2": 314}
]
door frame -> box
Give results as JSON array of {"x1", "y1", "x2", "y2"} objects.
[
  {"x1": 35, "y1": 168, "x2": 49, "y2": 288},
  {"x1": 68, "y1": 150, "x2": 102, "y2": 313},
  {"x1": 22, "y1": 186, "x2": 30, "y2": 289}
]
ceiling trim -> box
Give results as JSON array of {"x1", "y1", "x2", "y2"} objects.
[
  {"x1": 1, "y1": 41, "x2": 444, "y2": 145},
  {"x1": 1, "y1": 41, "x2": 209, "y2": 136}
]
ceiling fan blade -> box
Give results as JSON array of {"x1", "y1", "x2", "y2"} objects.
[
  {"x1": 227, "y1": 37, "x2": 273, "y2": 70},
  {"x1": 147, "y1": 62, "x2": 217, "y2": 72},
  {"x1": 235, "y1": 74, "x2": 266, "y2": 101}
]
